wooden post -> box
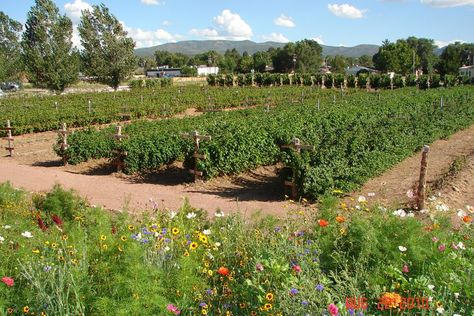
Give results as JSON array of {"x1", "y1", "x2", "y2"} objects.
[
  {"x1": 1, "y1": 120, "x2": 14, "y2": 157},
  {"x1": 300, "y1": 91, "x2": 304, "y2": 104},
  {"x1": 281, "y1": 137, "x2": 314, "y2": 199},
  {"x1": 417, "y1": 145, "x2": 430, "y2": 211},
  {"x1": 58, "y1": 123, "x2": 69, "y2": 165},
  {"x1": 317, "y1": 98, "x2": 320, "y2": 111},
  {"x1": 88, "y1": 99, "x2": 92, "y2": 113},
  {"x1": 182, "y1": 130, "x2": 211, "y2": 181},
  {"x1": 112, "y1": 125, "x2": 129, "y2": 173}
]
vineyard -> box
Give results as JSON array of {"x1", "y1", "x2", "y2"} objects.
[{"x1": 56, "y1": 86, "x2": 474, "y2": 199}]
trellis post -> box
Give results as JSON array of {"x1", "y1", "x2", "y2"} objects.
[
  {"x1": 417, "y1": 145, "x2": 430, "y2": 211},
  {"x1": 281, "y1": 137, "x2": 314, "y2": 199},
  {"x1": 182, "y1": 130, "x2": 211, "y2": 181},
  {"x1": 112, "y1": 125, "x2": 129, "y2": 173},
  {"x1": 1, "y1": 120, "x2": 14, "y2": 157},
  {"x1": 58, "y1": 123, "x2": 69, "y2": 165}
]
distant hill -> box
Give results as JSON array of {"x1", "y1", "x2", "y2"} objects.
[{"x1": 134, "y1": 40, "x2": 379, "y2": 58}]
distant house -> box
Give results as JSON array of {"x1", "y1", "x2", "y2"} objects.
[
  {"x1": 197, "y1": 65, "x2": 219, "y2": 76},
  {"x1": 459, "y1": 65, "x2": 474, "y2": 80},
  {"x1": 146, "y1": 66, "x2": 182, "y2": 78},
  {"x1": 345, "y1": 66, "x2": 377, "y2": 76}
]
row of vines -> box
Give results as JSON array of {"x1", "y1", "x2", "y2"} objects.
[
  {"x1": 58, "y1": 86, "x2": 474, "y2": 199},
  {"x1": 206, "y1": 72, "x2": 466, "y2": 90}
]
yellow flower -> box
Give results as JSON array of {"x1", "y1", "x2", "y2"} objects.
[
  {"x1": 102, "y1": 244, "x2": 108, "y2": 250},
  {"x1": 120, "y1": 236, "x2": 127, "y2": 242},
  {"x1": 190, "y1": 242, "x2": 198, "y2": 250},
  {"x1": 32, "y1": 249, "x2": 40, "y2": 254},
  {"x1": 184, "y1": 251, "x2": 190, "y2": 257},
  {"x1": 71, "y1": 259, "x2": 78, "y2": 265},
  {"x1": 128, "y1": 225, "x2": 135, "y2": 230},
  {"x1": 58, "y1": 255, "x2": 65, "y2": 261},
  {"x1": 201, "y1": 309, "x2": 207, "y2": 315},
  {"x1": 264, "y1": 303, "x2": 272, "y2": 310},
  {"x1": 266, "y1": 292, "x2": 274, "y2": 301},
  {"x1": 339, "y1": 228, "x2": 346, "y2": 236},
  {"x1": 207, "y1": 270, "x2": 213, "y2": 276},
  {"x1": 239, "y1": 303, "x2": 246, "y2": 309},
  {"x1": 62, "y1": 234, "x2": 68, "y2": 240},
  {"x1": 172, "y1": 227, "x2": 180, "y2": 235},
  {"x1": 436, "y1": 301, "x2": 443, "y2": 308},
  {"x1": 23, "y1": 306, "x2": 29, "y2": 314},
  {"x1": 51, "y1": 242, "x2": 58, "y2": 248},
  {"x1": 100, "y1": 234, "x2": 107, "y2": 241},
  {"x1": 41, "y1": 312, "x2": 47, "y2": 316},
  {"x1": 199, "y1": 235, "x2": 208, "y2": 243}
]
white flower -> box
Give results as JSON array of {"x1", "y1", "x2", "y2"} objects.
[
  {"x1": 186, "y1": 212, "x2": 196, "y2": 219},
  {"x1": 454, "y1": 292, "x2": 460, "y2": 299},
  {"x1": 358, "y1": 196, "x2": 366, "y2": 203},
  {"x1": 456, "y1": 242, "x2": 465, "y2": 250},
  {"x1": 428, "y1": 195, "x2": 437, "y2": 202},
  {"x1": 214, "y1": 242, "x2": 221, "y2": 247},
  {"x1": 428, "y1": 284, "x2": 435, "y2": 291},
  {"x1": 367, "y1": 192, "x2": 375, "y2": 197},
  {"x1": 214, "y1": 210, "x2": 225, "y2": 218},
  {"x1": 3, "y1": 225, "x2": 11, "y2": 229},
  {"x1": 393, "y1": 209, "x2": 407, "y2": 217},
  {"x1": 398, "y1": 246, "x2": 407, "y2": 252},
  {"x1": 406, "y1": 189, "x2": 415, "y2": 199},
  {"x1": 169, "y1": 210, "x2": 177, "y2": 219},
  {"x1": 436, "y1": 203, "x2": 449, "y2": 212},
  {"x1": 21, "y1": 231, "x2": 33, "y2": 238},
  {"x1": 457, "y1": 209, "x2": 467, "y2": 218},
  {"x1": 406, "y1": 212, "x2": 415, "y2": 217},
  {"x1": 203, "y1": 229, "x2": 211, "y2": 235},
  {"x1": 0, "y1": 236, "x2": 4, "y2": 243},
  {"x1": 453, "y1": 314, "x2": 461, "y2": 316},
  {"x1": 428, "y1": 296, "x2": 433, "y2": 302},
  {"x1": 164, "y1": 246, "x2": 170, "y2": 252},
  {"x1": 436, "y1": 307, "x2": 444, "y2": 314},
  {"x1": 355, "y1": 205, "x2": 361, "y2": 210}
]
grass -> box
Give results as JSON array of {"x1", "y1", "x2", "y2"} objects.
[{"x1": 0, "y1": 182, "x2": 473, "y2": 315}]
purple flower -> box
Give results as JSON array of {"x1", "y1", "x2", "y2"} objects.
[
  {"x1": 348, "y1": 309, "x2": 355, "y2": 315},
  {"x1": 162, "y1": 228, "x2": 167, "y2": 235},
  {"x1": 164, "y1": 238, "x2": 171, "y2": 243},
  {"x1": 301, "y1": 300, "x2": 309, "y2": 306},
  {"x1": 290, "y1": 288, "x2": 299, "y2": 295},
  {"x1": 255, "y1": 263, "x2": 264, "y2": 272},
  {"x1": 316, "y1": 284, "x2": 324, "y2": 291},
  {"x1": 43, "y1": 265, "x2": 52, "y2": 272},
  {"x1": 199, "y1": 302, "x2": 207, "y2": 308},
  {"x1": 141, "y1": 238, "x2": 149, "y2": 243},
  {"x1": 358, "y1": 312, "x2": 365, "y2": 316},
  {"x1": 275, "y1": 226, "x2": 281, "y2": 232},
  {"x1": 206, "y1": 289, "x2": 213, "y2": 295}
]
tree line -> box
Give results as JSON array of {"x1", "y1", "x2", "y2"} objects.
[{"x1": 1, "y1": 0, "x2": 473, "y2": 93}]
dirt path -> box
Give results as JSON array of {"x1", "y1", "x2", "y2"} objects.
[{"x1": 1, "y1": 124, "x2": 474, "y2": 215}]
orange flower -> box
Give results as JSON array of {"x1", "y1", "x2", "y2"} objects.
[
  {"x1": 463, "y1": 216, "x2": 472, "y2": 223},
  {"x1": 335, "y1": 216, "x2": 346, "y2": 223},
  {"x1": 217, "y1": 267, "x2": 229, "y2": 276},
  {"x1": 379, "y1": 292, "x2": 402, "y2": 309},
  {"x1": 318, "y1": 219, "x2": 329, "y2": 227}
]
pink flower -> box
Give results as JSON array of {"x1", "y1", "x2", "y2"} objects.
[
  {"x1": 432, "y1": 236, "x2": 439, "y2": 243},
  {"x1": 255, "y1": 263, "x2": 264, "y2": 272},
  {"x1": 292, "y1": 265, "x2": 302, "y2": 273},
  {"x1": 1, "y1": 277, "x2": 14, "y2": 287},
  {"x1": 438, "y1": 244, "x2": 446, "y2": 252},
  {"x1": 328, "y1": 303, "x2": 339, "y2": 316},
  {"x1": 402, "y1": 265, "x2": 409, "y2": 273},
  {"x1": 451, "y1": 242, "x2": 458, "y2": 250},
  {"x1": 166, "y1": 304, "x2": 180, "y2": 315}
]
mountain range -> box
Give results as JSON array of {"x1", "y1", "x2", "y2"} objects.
[{"x1": 134, "y1": 40, "x2": 380, "y2": 58}]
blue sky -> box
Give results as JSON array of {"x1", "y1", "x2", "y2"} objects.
[{"x1": 2, "y1": 0, "x2": 474, "y2": 48}]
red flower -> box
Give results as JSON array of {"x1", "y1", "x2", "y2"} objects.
[
  {"x1": 1, "y1": 277, "x2": 14, "y2": 287},
  {"x1": 111, "y1": 225, "x2": 117, "y2": 235},
  {"x1": 37, "y1": 217, "x2": 47, "y2": 231},
  {"x1": 318, "y1": 219, "x2": 329, "y2": 227},
  {"x1": 51, "y1": 214, "x2": 63, "y2": 226},
  {"x1": 217, "y1": 267, "x2": 229, "y2": 276},
  {"x1": 292, "y1": 265, "x2": 302, "y2": 273}
]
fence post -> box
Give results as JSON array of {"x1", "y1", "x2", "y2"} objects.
[
  {"x1": 1, "y1": 120, "x2": 14, "y2": 157},
  {"x1": 182, "y1": 130, "x2": 211, "y2": 181},
  {"x1": 112, "y1": 125, "x2": 129, "y2": 173},
  {"x1": 281, "y1": 137, "x2": 314, "y2": 199},
  {"x1": 417, "y1": 145, "x2": 430, "y2": 211},
  {"x1": 58, "y1": 123, "x2": 69, "y2": 165}
]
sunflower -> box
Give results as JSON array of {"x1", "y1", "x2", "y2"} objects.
[
  {"x1": 120, "y1": 236, "x2": 127, "y2": 242},
  {"x1": 184, "y1": 251, "x2": 190, "y2": 257},
  {"x1": 264, "y1": 303, "x2": 272, "y2": 310},
  {"x1": 266, "y1": 292, "x2": 274, "y2": 301},
  {"x1": 102, "y1": 244, "x2": 108, "y2": 250},
  {"x1": 172, "y1": 227, "x2": 180, "y2": 235},
  {"x1": 51, "y1": 242, "x2": 58, "y2": 248},
  {"x1": 62, "y1": 234, "x2": 68, "y2": 240},
  {"x1": 118, "y1": 246, "x2": 123, "y2": 252},
  {"x1": 23, "y1": 306, "x2": 29, "y2": 314},
  {"x1": 41, "y1": 312, "x2": 47, "y2": 316},
  {"x1": 190, "y1": 242, "x2": 198, "y2": 250},
  {"x1": 71, "y1": 259, "x2": 78, "y2": 265},
  {"x1": 100, "y1": 234, "x2": 107, "y2": 241},
  {"x1": 58, "y1": 255, "x2": 65, "y2": 261},
  {"x1": 128, "y1": 225, "x2": 135, "y2": 230},
  {"x1": 201, "y1": 309, "x2": 207, "y2": 315},
  {"x1": 7, "y1": 308, "x2": 14, "y2": 314},
  {"x1": 239, "y1": 303, "x2": 246, "y2": 309},
  {"x1": 199, "y1": 235, "x2": 208, "y2": 243}
]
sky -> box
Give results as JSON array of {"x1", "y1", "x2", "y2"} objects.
[{"x1": 2, "y1": 0, "x2": 474, "y2": 49}]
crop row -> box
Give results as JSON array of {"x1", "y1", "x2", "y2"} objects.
[
  {"x1": 1, "y1": 85, "x2": 339, "y2": 135},
  {"x1": 58, "y1": 86, "x2": 474, "y2": 198}
]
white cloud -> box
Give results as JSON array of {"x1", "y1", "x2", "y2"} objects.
[
  {"x1": 262, "y1": 32, "x2": 289, "y2": 43},
  {"x1": 162, "y1": 20, "x2": 171, "y2": 26},
  {"x1": 274, "y1": 14, "x2": 295, "y2": 27},
  {"x1": 312, "y1": 35, "x2": 325, "y2": 45},
  {"x1": 435, "y1": 39, "x2": 466, "y2": 48},
  {"x1": 122, "y1": 22, "x2": 181, "y2": 48},
  {"x1": 421, "y1": 0, "x2": 474, "y2": 7},
  {"x1": 328, "y1": 4, "x2": 366, "y2": 19},
  {"x1": 64, "y1": 0, "x2": 92, "y2": 24},
  {"x1": 140, "y1": 0, "x2": 162, "y2": 5},
  {"x1": 189, "y1": 9, "x2": 253, "y2": 40}
]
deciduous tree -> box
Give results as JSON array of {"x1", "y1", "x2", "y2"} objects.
[{"x1": 0, "y1": 11, "x2": 23, "y2": 81}]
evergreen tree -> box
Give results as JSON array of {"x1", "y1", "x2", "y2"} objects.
[
  {"x1": 79, "y1": 4, "x2": 136, "y2": 90},
  {"x1": 21, "y1": 0, "x2": 78, "y2": 92}
]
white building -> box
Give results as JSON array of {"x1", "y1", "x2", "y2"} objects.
[
  {"x1": 459, "y1": 65, "x2": 474, "y2": 80},
  {"x1": 197, "y1": 66, "x2": 219, "y2": 76},
  {"x1": 146, "y1": 66, "x2": 182, "y2": 78}
]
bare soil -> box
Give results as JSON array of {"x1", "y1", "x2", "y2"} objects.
[{"x1": 1, "y1": 124, "x2": 474, "y2": 215}]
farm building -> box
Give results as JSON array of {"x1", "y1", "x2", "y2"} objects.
[
  {"x1": 346, "y1": 66, "x2": 377, "y2": 76},
  {"x1": 146, "y1": 67, "x2": 182, "y2": 78},
  {"x1": 459, "y1": 65, "x2": 474, "y2": 80},
  {"x1": 197, "y1": 66, "x2": 219, "y2": 76}
]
